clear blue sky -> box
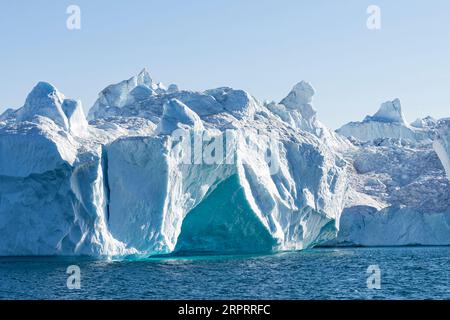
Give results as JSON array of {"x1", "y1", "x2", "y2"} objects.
[{"x1": 1, "y1": 0, "x2": 449, "y2": 128}]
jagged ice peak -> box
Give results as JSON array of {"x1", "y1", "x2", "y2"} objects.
[{"x1": 365, "y1": 98, "x2": 407, "y2": 125}]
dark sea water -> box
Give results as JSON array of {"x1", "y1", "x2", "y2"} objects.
[{"x1": 0, "y1": 247, "x2": 449, "y2": 300}]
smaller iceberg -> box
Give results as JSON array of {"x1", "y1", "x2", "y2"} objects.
[
  {"x1": 337, "y1": 99, "x2": 433, "y2": 142},
  {"x1": 367, "y1": 99, "x2": 406, "y2": 124}
]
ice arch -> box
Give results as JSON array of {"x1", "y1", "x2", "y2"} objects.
[{"x1": 174, "y1": 175, "x2": 277, "y2": 255}]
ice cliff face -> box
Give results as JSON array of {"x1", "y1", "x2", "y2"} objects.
[
  {"x1": 328, "y1": 102, "x2": 450, "y2": 246},
  {"x1": 0, "y1": 70, "x2": 348, "y2": 256},
  {"x1": 434, "y1": 120, "x2": 450, "y2": 180}
]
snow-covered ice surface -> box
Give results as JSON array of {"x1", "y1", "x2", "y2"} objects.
[
  {"x1": 0, "y1": 70, "x2": 348, "y2": 256},
  {"x1": 326, "y1": 101, "x2": 450, "y2": 247}
]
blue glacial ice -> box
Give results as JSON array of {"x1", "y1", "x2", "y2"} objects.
[
  {"x1": 0, "y1": 69, "x2": 350, "y2": 256},
  {"x1": 1, "y1": 69, "x2": 449, "y2": 256}
]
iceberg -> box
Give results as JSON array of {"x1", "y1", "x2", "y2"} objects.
[
  {"x1": 434, "y1": 120, "x2": 450, "y2": 180},
  {"x1": 337, "y1": 99, "x2": 435, "y2": 142},
  {"x1": 2, "y1": 69, "x2": 449, "y2": 255},
  {"x1": 0, "y1": 70, "x2": 348, "y2": 256},
  {"x1": 326, "y1": 206, "x2": 450, "y2": 246},
  {"x1": 328, "y1": 105, "x2": 450, "y2": 246},
  {"x1": 370, "y1": 99, "x2": 407, "y2": 124}
]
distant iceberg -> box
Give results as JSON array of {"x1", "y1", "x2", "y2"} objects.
[
  {"x1": 337, "y1": 99, "x2": 435, "y2": 142},
  {"x1": 329, "y1": 102, "x2": 450, "y2": 246}
]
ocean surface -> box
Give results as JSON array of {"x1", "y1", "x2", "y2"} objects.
[{"x1": 0, "y1": 247, "x2": 449, "y2": 300}]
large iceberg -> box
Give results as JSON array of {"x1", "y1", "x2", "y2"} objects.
[
  {"x1": 2, "y1": 70, "x2": 449, "y2": 255},
  {"x1": 0, "y1": 70, "x2": 348, "y2": 256}
]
